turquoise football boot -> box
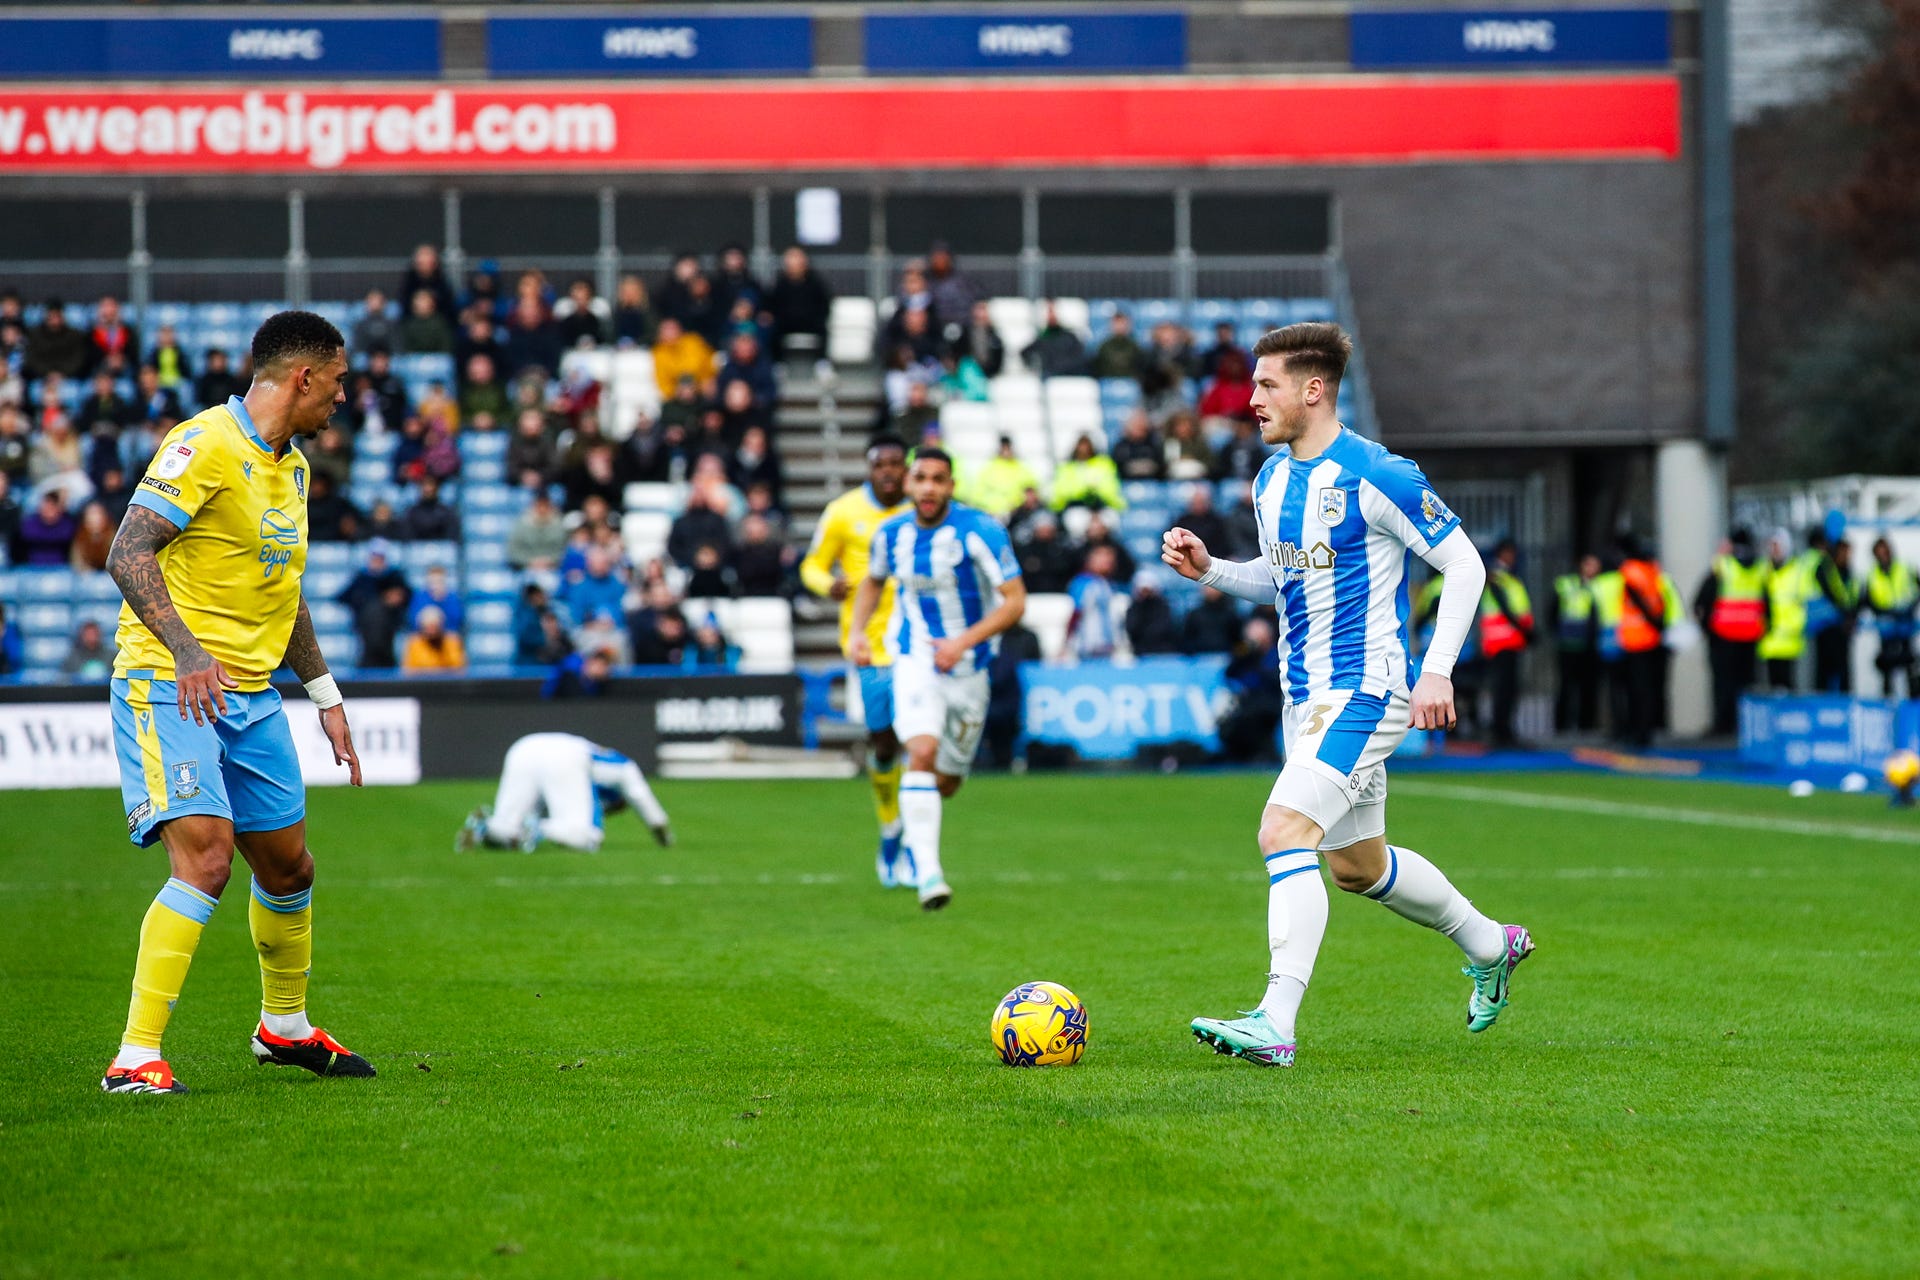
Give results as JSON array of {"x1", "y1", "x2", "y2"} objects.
[
  {"x1": 1464, "y1": 924, "x2": 1535, "y2": 1033},
  {"x1": 1190, "y1": 1009, "x2": 1295, "y2": 1067}
]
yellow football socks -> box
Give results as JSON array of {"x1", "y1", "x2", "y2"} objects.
[
  {"x1": 249, "y1": 878, "x2": 313, "y2": 1018},
  {"x1": 122, "y1": 878, "x2": 217, "y2": 1053},
  {"x1": 870, "y1": 753, "x2": 903, "y2": 830}
]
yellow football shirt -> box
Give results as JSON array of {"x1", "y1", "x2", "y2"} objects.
[
  {"x1": 800, "y1": 483, "x2": 909, "y2": 665},
  {"x1": 114, "y1": 398, "x2": 310, "y2": 691}
]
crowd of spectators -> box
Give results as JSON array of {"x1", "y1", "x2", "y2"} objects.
[{"x1": 4, "y1": 234, "x2": 1292, "y2": 693}]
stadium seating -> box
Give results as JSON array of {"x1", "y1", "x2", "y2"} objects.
[{"x1": 3, "y1": 291, "x2": 1341, "y2": 683}]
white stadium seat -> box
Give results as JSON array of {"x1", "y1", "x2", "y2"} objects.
[{"x1": 1022, "y1": 593, "x2": 1075, "y2": 662}]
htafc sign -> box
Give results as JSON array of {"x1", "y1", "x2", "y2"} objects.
[
  {"x1": 865, "y1": 12, "x2": 1186, "y2": 73},
  {"x1": 0, "y1": 698, "x2": 420, "y2": 790},
  {"x1": 0, "y1": 78, "x2": 1681, "y2": 175},
  {"x1": 1350, "y1": 9, "x2": 1670, "y2": 68},
  {"x1": 487, "y1": 15, "x2": 813, "y2": 77},
  {"x1": 1022, "y1": 657, "x2": 1231, "y2": 760},
  {"x1": 0, "y1": 17, "x2": 441, "y2": 79}
]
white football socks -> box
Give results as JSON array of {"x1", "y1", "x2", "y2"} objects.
[
  {"x1": 261, "y1": 1009, "x2": 314, "y2": 1039},
  {"x1": 112, "y1": 1043, "x2": 160, "y2": 1070},
  {"x1": 899, "y1": 771, "x2": 944, "y2": 888},
  {"x1": 1254, "y1": 848, "x2": 1327, "y2": 1040},
  {"x1": 1364, "y1": 844, "x2": 1507, "y2": 966}
]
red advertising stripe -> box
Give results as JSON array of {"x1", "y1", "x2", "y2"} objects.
[{"x1": 0, "y1": 76, "x2": 1679, "y2": 175}]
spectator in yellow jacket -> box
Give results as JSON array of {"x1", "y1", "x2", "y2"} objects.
[
  {"x1": 651, "y1": 317, "x2": 716, "y2": 401},
  {"x1": 972, "y1": 437, "x2": 1043, "y2": 516},
  {"x1": 1050, "y1": 434, "x2": 1126, "y2": 513}
]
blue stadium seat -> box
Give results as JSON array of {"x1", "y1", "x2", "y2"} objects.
[
  {"x1": 402, "y1": 541, "x2": 459, "y2": 571},
  {"x1": 75, "y1": 601, "x2": 121, "y2": 629},
  {"x1": 468, "y1": 599, "x2": 514, "y2": 630},
  {"x1": 1122, "y1": 480, "x2": 1170, "y2": 507},
  {"x1": 463, "y1": 456, "x2": 506, "y2": 485},
  {"x1": 1237, "y1": 323, "x2": 1269, "y2": 351},
  {"x1": 1132, "y1": 299, "x2": 1182, "y2": 328},
  {"x1": 463, "y1": 540, "x2": 508, "y2": 569},
  {"x1": 350, "y1": 459, "x2": 392, "y2": 487},
  {"x1": 24, "y1": 636, "x2": 67, "y2": 668},
  {"x1": 305, "y1": 569, "x2": 351, "y2": 600},
  {"x1": 357, "y1": 433, "x2": 398, "y2": 462},
  {"x1": 308, "y1": 600, "x2": 353, "y2": 632},
  {"x1": 147, "y1": 303, "x2": 193, "y2": 329},
  {"x1": 1120, "y1": 507, "x2": 1172, "y2": 540},
  {"x1": 461, "y1": 429, "x2": 509, "y2": 460},
  {"x1": 394, "y1": 353, "x2": 454, "y2": 385},
  {"x1": 20, "y1": 602, "x2": 72, "y2": 636},
  {"x1": 1098, "y1": 378, "x2": 1141, "y2": 407},
  {"x1": 467, "y1": 632, "x2": 515, "y2": 663},
  {"x1": 466, "y1": 567, "x2": 520, "y2": 597},
  {"x1": 307, "y1": 542, "x2": 354, "y2": 570},
  {"x1": 1239, "y1": 299, "x2": 1288, "y2": 326},
  {"x1": 75, "y1": 575, "x2": 122, "y2": 606},
  {"x1": 14, "y1": 569, "x2": 79, "y2": 599},
  {"x1": 1291, "y1": 298, "x2": 1336, "y2": 323},
  {"x1": 464, "y1": 511, "x2": 515, "y2": 541},
  {"x1": 1190, "y1": 298, "x2": 1238, "y2": 327},
  {"x1": 460, "y1": 484, "x2": 526, "y2": 514}
]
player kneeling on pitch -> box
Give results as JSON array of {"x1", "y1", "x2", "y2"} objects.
[
  {"x1": 1166, "y1": 323, "x2": 1534, "y2": 1069},
  {"x1": 458, "y1": 733, "x2": 672, "y2": 854},
  {"x1": 845, "y1": 448, "x2": 1026, "y2": 911}
]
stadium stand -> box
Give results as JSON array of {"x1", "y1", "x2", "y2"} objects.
[{"x1": 0, "y1": 262, "x2": 1359, "y2": 686}]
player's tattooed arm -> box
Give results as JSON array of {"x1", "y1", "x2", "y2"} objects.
[
  {"x1": 108, "y1": 505, "x2": 236, "y2": 723},
  {"x1": 107, "y1": 505, "x2": 205, "y2": 667},
  {"x1": 283, "y1": 597, "x2": 330, "y2": 683}
]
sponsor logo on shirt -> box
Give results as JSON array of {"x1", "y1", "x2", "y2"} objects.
[
  {"x1": 293, "y1": 466, "x2": 306, "y2": 501},
  {"x1": 140, "y1": 475, "x2": 183, "y2": 498},
  {"x1": 1270, "y1": 540, "x2": 1338, "y2": 574},
  {"x1": 127, "y1": 799, "x2": 152, "y2": 834},
  {"x1": 258, "y1": 507, "x2": 301, "y2": 578},
  {"x1": 1420, "y1": 490, "x2": 1454, "y2": 537}
]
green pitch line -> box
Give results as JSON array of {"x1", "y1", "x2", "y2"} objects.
[{"x1": 2, "y1": 772, "x2": 1916, "y2": 1279}]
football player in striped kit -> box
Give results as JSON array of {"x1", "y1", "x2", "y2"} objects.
[
  {"x1": 1164, "y1": 323, "x2": 1534, "y2": 1068},
  {"x1": 846, "y1": 448, "x2": 1027, "y2": 911}
]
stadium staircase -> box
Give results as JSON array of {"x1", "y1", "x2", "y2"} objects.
[{"x1": 774, "y1": 364, "x2": 885, "y2": 668}]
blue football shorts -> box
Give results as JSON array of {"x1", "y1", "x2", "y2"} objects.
[
  {"x1": 857, "y1": 662, "x2": 896, "y2": 733},
  {"x1": 110, "y1": 673, "x2": 306, "y2": 847}
]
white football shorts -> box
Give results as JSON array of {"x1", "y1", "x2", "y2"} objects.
[
  {"x1": 891, "y1": 655, "x2": 991, "y2": 778},
  {"x1": 1267, "y1": 690, "x2": 1411, "y2": 851}
]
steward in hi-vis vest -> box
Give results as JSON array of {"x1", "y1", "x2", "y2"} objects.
[
  {"x1": 1550, "y1": 553, "x2": 1602, "y2": 733},
  {"x1": 1479, "y1": 538, "x2": 1533, "y2": 747},
  {"x1": 1865, "y1": 536, "x2": 1917, "y2": 697},
  {"x1": 1693, "y1": 527, "x2": 1769, "y2": 737}
]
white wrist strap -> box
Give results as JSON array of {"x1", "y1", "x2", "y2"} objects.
[{"x1": 303, "y1": 674, "x2": 343, "y2": 710}]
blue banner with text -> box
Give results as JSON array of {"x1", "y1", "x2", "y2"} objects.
[
  {"x1": 0, "y1": 17, "x2": 442, "y2": 79},
  {"x1": 1022, "y1": 657, "x2": 1228, "y2": 761},
  {"x1": 1349, "y1": 9, "x2": 1669, "y2": 68},
  {"x1": 487, "y1": 15, "x2": 813, "y2": 77},
  {"x1": 865, "y1": 12, "x2": 1186, "y2": 74}
]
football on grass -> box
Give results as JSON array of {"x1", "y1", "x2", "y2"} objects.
[{"x1": 991, "y1": 981, "x2": 1087, "y2": 1067}]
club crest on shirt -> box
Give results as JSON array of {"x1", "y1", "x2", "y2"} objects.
[
  {"x1": 1317, "y1": 487, "x2": 1347, "y2": 526},
  {"x1": 170, "y1": 761, "x2": 200, "y2": 799}
]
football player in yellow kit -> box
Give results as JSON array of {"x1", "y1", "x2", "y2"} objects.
[
  {"x1": 101, "y1": 310, "x2": 370, "y2": 1094},
  {"x1": 799, "y1": 435, "x2": 913, "y2": 887}
]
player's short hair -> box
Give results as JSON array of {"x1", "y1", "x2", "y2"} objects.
[
  {"x1": 1252, "y1": 322, "x2": 1352, "y2": 387},
  {"x1": 251, "y1": 310, "x2": 346, "y2": 373},
  {"x1": 866, "y1": 433, "x2": 907, "y2": 459},
  {"x1": 912, "y1": 446, "x2": 954, "y2": 475}
]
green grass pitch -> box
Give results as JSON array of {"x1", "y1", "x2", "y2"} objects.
[{"x1": 4, "y1": 770, "x2": 1918, "y2": 1278}]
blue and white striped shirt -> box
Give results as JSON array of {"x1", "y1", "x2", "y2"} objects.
[
  {"x1": 1251, "y1": 427, "x2": 1461, "y2": 701},
  {"x1": 868, "y1": 503, "x2": 1023, "y2": 677}
]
